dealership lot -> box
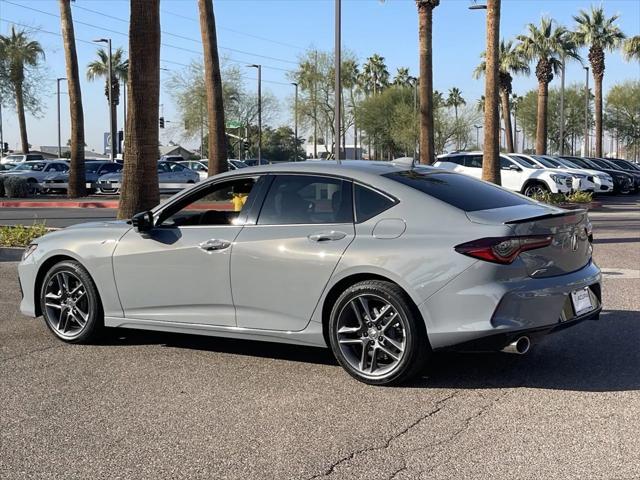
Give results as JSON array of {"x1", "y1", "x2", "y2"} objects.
[{"x1": 1, "y1": 196, "x2": 638, "y2": 479}]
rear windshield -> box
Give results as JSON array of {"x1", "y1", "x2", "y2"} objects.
[{"x1": 384, "y1": 170, "x2": 532, "y2": 212}]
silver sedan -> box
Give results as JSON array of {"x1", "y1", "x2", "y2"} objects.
[{"x1": 17, "y1": 161, "x2": 602, "y2": 385}]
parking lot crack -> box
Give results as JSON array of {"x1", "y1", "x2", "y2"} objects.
[
  {"x1": 305, "y1": 391, "x2": 458, "y2": 479},
  {"x1": 0, "y1": 343, "x2": 63, "y2": 365}
]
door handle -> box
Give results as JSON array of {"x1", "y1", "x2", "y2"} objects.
[
  {"x1": 308, "y1": 231, "x2": 347, "y2": 242},
  {"x1": 199, "y1": 238, "x2": 231, "y2": 251}
]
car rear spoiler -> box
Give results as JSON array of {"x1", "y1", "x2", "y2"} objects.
[{"x1": 504, "y1": 208, "x2": 587, "y2": 225}]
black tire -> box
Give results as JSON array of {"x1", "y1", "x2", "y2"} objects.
[
  {"x1": 39, "y1": 260, "x2": 104, "y2": 344},
  {"x1": 523, "y1": 181, "x2": 549, "y2": 197},
  {"x1": 328, "y1": 280, "x2": 430, "y2": 386}
]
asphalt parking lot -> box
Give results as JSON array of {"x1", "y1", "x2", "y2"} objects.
[{"x1": 1, "y1": 196, "x2": 639, "y2": 479}]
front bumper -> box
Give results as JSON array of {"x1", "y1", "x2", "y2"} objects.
[{"x1": 420, "y1": 260, "x2": 602, "y2": 350}]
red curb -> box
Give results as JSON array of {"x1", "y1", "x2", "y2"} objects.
[{"x1": 0, "y1": 200, "x2": 235, "y2": 210}]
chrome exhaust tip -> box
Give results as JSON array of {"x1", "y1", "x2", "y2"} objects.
[{"x1": 501, "y1": 336, "x2": 531, "y2": 355}]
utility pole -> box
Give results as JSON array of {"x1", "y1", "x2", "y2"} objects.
[
  {"x1": 248, "y1": 64, "x2": 262, "y2": 164},
  {"x1": 57, "y1": 77, "x2": 66, "y2": 158},
  {"x1": 291, "y1": 82, "x2": 298, "y2": 161},
  {"x1": 334, "y1": 0, "x2": 342, "y2": 164}
]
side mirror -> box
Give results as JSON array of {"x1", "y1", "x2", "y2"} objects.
[
  {"x1": 132, "y1": 210, "x2": 154, "y2": 233},
  {"x1": 508, "y1": 164, "x2": 521, "y2": 171}
]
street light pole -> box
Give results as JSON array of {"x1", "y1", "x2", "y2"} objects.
[
  {"x1": 94, "y1": 38, "x2": 115, "y2": 161},
  {"x1": 248, "y1": 64, "x2": 262, "y2": 164},
  {"x1": 291, "y1": 82, "x2": 298, "y2": 161},
  {"x1": 57, "y1": 77, "x2": 66, "y2": 158},
  {"x1": 334, "y1": 0, "x2": 342, "y2": 164},
  {"x1": 584, "y1": 66, "x2": 589, "y2": 157}
]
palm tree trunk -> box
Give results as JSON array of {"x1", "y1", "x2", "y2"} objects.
[
  {"x1": 500, "y1": 89, "x2": 514, "y2": 153},
  {"x1": 198, "y1": 0, "x2": 227, "y2": 176},
  {"x1": 59, "y1": 0, "x2": 86, "y2": 198},
  {"x1": 14, "y1": 80, "x2": 29, "y2": 153},
  {"x1": 482, "y1": 0, "x2": 501, "y2": 184},
  {"x1": 117, "y1": 0, "x2": 160, "y2": 219},
  {"x1": 535, "y1": 80, "x2": 548, "y2": 154},
  {"x1": 594, "y1": 73, "x2": 603, "y2": 158},
  {"x1": 417, "y1": 1, "x2": 437, "y2": 165}
]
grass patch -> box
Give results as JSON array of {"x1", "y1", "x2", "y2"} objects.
[{"x1": 0, "y1": 223, "x2": 49, "y2": 247}]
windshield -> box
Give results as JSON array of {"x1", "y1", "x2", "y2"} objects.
[
  {"x1": 14, "y1": 162, "x2": 46, "y2": 171},
  {"x1": 533, "y1": 155, "x2": 559, "y2": 168},
  {"x1": 85, "y1": 162, "x2": 104, "y2": 173},
  {"x1": 230, "y1": 160, "x2": 248, "y2": 169},
  {"x1": 557, "y1": 158, "x2": 580, "y2": 169},
  {"x1": 510, "y1": 155, "x2": 542, "y2": 169},
  {"x1": 6, "y1": 155, "x2": 22, "y2": 161}
]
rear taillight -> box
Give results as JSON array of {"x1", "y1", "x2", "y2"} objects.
[{"x1": 454, "y1": 235, "x2": 553, "y2": 264}]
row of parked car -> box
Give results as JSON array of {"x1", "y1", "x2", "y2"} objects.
[
  {"x1": 434, "y1": 152, "x2": 640, "y2": 196},
  {"x1": 0, "y1": 157, "x2": 250, "y2": 194}
]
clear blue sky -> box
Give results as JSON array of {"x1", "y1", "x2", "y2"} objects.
[{"x1": 0, "y1": 0, "x2": 638, "y2": 153}]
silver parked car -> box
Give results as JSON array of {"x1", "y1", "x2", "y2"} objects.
[
  {"x1": 18, "y1": 161, "x2": 602, "y2": 385},
  {"x1": 96, "y1": 160, "x2": 199, "y2": 194},
  {"x1": 2, "y1": 160, "x2": 69, "y2": 189}
]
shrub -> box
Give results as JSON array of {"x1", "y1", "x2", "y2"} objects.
[
  {"x1": 4, "y1": 176, "x2": 32, "y2": 198},
  {"x1": 0, "y1": 223, "x2": 49, "y2": 247},
  {"x1": 531, "y1": 192, "x2": 566, "y2": 205},
  {"x1": 565, "y1": 191, "x2": 593, "y2": 204}
]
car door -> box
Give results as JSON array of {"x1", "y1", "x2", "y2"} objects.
[
  {"x1": 499, "y1": 156, "x2": 523, "y2": 191},
  {"x1": 231, "y1": 174, "x2": 355, "y2": 331},
  {"x1": 112, "y1": 175, "x2": 262, "y2": 326}
]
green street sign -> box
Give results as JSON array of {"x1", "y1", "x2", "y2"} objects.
[{"x1": 226, "y1": 120, "x2": 243, "y2": 129}]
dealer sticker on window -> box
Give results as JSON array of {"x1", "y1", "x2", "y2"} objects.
[{"x1": 571, "y1": 288, "x2": 593, "y2": 316}]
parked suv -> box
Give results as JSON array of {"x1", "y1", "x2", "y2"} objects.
[
  {"x1": 1, "y1": 153, "x2": 45, "y2": 165},
  {"x1": 561, "y1": 156, "x2": 634, "y2": 194},
  {"x1": 434, "y1": 152, "x2": 572, "y2": 197},
  {"x1": 589, "y1": 158, "x2": 640, "y2": 193},
  {"x1": 542, "y1": 156, "x2": 614, "y2": 194}
]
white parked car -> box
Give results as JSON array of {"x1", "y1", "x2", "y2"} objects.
[
  {"x1": 179, "y1": 159, "x2": 248, "y2": 181},
  {"x1": 539, "y1": 155, "x2": 613, "y2": 194},
  {"x1": 1, "y1": 153, "x2": 45, "y2": 165},
  {"x1": 508, "y1": 154, "x2": 593, "y2": 192},
  {"x1": 434, "y1": 152, "x2": 572, "y2": 197}
]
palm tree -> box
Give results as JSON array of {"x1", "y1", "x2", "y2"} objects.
[
  {"x1": 393, "y1": 67, "x2": 414, "y2": 88},
  {"x1": 294, "y1": 53, "x2": 321, "y2": 157},
  {"x1": 86, "y1": 47, "x2": 128, "y2": 157},
  {"x1": 0, "y1": 26, "x2": 44, "y2": 153},
  {"x1": 416, "y1": 0, "x2": 439, "y2": 165},
  {"x1": 573, "y1": 6, "x2": 625, "y2": 157},
  {"x1": 473, "y1": 39, "x2": 529, "y2": 153},
  {"x1": 360, "y1": 54, "x2": 389, "y2": 95},
  {"x1": 198, "y1": 0, "x2": 227, "y2": 176},
  {"x1": 117, "y1": 0, "x2": 160, "y2": 219},
  {"x1": 446, "y1": 87, "x2": 466, "y2": 122},
  {"x1": 482, "y1": 0, "x2": 501, "y2": 184},
  {"x1": 517, "y1": 17, "x2": 579, "y2": 154},
  {"x1": 58, "y1": 0, "x2": 86, "y2": 198},
  {"x1": 433, "y1": 90, "x2": 445, "y2": 110},
  {"x1": 623, "y1": 36, "x2": 640, "y2": 62},
  {"x1": 342, "y1": 59, "x2": 360, "y2": 159}
]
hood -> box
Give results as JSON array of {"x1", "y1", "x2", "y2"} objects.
[
  {"x1": 98, "y1": 172, "x2": 123, "y2": 181},
  {"x1": 64, "y1": 220, "x2": 131, "y2": 230}
]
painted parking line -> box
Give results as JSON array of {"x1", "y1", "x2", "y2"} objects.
[{"x1": 600, "y1": 268, "x2": 640, "y2": 279}]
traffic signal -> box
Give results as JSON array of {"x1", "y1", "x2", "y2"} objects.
[{"x1": 159, "y1": 117, "x2": 165, "y2": 129}]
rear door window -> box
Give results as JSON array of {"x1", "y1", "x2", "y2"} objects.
[
  {"x1": 384, "y1": 170, "x2": 532, "y2": 212},
  {"x1": 464, "y1": 155, "x2": 483, "y2": 168}
]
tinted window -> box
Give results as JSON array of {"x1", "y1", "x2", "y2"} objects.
[
  {"x1": 355, "y1": 184, "x2": 395, "y2": 222},
  {"x1": 384, "y1": 170, "x2": 532, "y2": 212},
  {"x1": 440, "y1": 155, "x2": 463, "y2": 165},
  {"x1": 26, "y1": 154, "x2": 44, "y2": 160},
  {"x1": 258, "y1": 175, "x2": 353, "y2": 225},
  {"x1": 500, "y1": 156, "x2": 514, "y2": 169},
  {"x1": 464, "y1": 155, "x2": 483, "y2": 168},
  {"x1": 510, "y1": 155, "x2": 541, "y2": 169}
]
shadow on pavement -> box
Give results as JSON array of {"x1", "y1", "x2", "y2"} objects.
[{"x1": 100, "y1": 309, "x2": 640, "y2": 392}]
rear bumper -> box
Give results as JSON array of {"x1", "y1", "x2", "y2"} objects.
[{"x1": 420, "y1": 259, "x2": 602, "y2": 350}]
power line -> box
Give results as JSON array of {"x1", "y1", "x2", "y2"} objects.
[
  {"x1": 0, "y1": 18, "x2": 291, "y2": 86},
  {"x1": 3, "y1": 1, "x2": 297, "y2": 69}
]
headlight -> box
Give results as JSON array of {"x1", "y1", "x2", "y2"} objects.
[
  {"x1": 22, "y1": 243, "x2": 38, "y2": 261},
  {"x1": 550, "y1": 174, "x2": 567, "y2": 184}
]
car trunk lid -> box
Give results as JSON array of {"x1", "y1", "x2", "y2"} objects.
[{"x1": 466, "y1": 204, "x2": 592, "y2": 278}]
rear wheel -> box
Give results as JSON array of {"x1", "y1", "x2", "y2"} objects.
[
  {"x1": 328, "y1": 280, "x2": 430, "y2": 386},
  {"x1": 523, "y1": 182, "x2": 549, "y2": 198},
  {"x1": 40, "y1": 260, "x2": 103, "y2": 343}
]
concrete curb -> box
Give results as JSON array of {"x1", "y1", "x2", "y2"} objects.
[
  {"x1": 0, "y1": 247, "x2": 23, "y2": 262},
  {"x1": 0, "y1": 200, "x2": 120, "y2": 208}
]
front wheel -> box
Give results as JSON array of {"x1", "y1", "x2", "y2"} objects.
[
  {"x1": 523, "y1": 182, "x2": 549, "y2": 198},
  {"x1": 328, "y1": 280, "x2": 430, "y2": 386},
  {"x1": 40, "y1": 260, "x2": 103, "y2": 343}
]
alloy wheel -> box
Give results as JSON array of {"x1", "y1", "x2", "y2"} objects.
[
  {"x1": 43, "y1": 270, "x2": 91, "y2": 339},
  {"x1": 335, "y1": 294, "x2": 407, "y2": 378},
  {"x1": 525, "y1": 184, "x2": 547, "y2": 197}
]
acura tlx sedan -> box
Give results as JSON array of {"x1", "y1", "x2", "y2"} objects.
[{"x1": 18, "y1": 161, "x2": 602, "y2": 385}]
